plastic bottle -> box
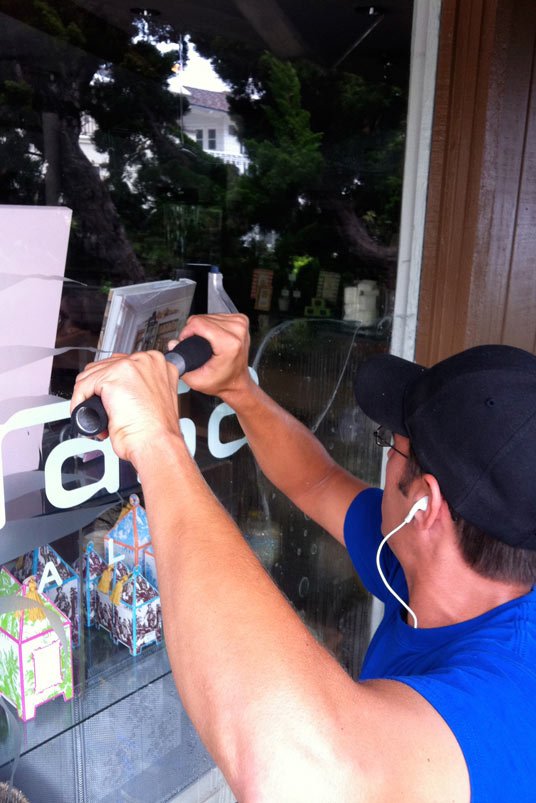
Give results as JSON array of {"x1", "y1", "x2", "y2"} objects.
[{"x1": 207, "y1": 265, "x2": 238, "y2": 314}]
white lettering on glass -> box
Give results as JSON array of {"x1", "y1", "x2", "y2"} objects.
[
  {"x1": 44, "y1": 436, "x2": 120, "y2": 510},
  {"x1": 0, "y1": 369, "x2": 258, "y2": 531},
  {"x1": 208, "y1": 402, "x2": 248, "y2": 458}
]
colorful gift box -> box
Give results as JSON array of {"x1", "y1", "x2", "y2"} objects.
[
  {"x1": 9, "y1": 545, "x2": 80, "y2": 645},
  {"x1": 0, "y1": 568, "x2": 73, "y2": 721},
  {"x1": 95, "y1": 560, "x2": 128, "y2": 637},
  {"x1": 143, "y1": 545, "x2": 158, "y2": 591},
  {"x1": 75, "y1": 542, "x2": 108, "y2": 629},
  {"x1": 96, "y1": 562, "x2": 162, "y2": 656},
  {"x1": 103, "y1": 494, "x2": 152, "y2": 576}
]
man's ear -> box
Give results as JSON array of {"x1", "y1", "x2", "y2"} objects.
[{"x1": 412, "y1": 474, "x2": 443, "y2": 528}]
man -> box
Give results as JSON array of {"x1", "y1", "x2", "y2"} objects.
[{"x1": 72, "y1": 313, "x2": 536, "y2": 802}]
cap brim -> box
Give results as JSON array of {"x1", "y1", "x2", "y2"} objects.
[{"x1": 353, "y1": 353, "x2": 426, "y2": 436}]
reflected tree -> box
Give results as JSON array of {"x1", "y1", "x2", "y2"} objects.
[
  {"x1": 0, "y1": 1, "x2": 408, "y2": 297},
  {"x1": 89, "y1": 36, "x2": 230, "y2": 277},
  {"x1": 0, "y1": 2, "x2": 228, "y2": 284},
  {"x1": 197, "y1": 41, "x2": 407, "y2": 289},
  {"x1": 0, "y1": 1, "x2": 146, "y2": 282}
]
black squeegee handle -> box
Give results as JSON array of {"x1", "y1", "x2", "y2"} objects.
[{"x1": 71, "y1": 335, "x2": 212, "y2": 437}]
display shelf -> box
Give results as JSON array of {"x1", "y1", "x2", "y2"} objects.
[
  {"x1": 0, "y1": 438, "x2": 236, "y2": 774},
  {"x1": 0, "y1": 627, "x2": 171, "y2": 768},
  {"x1": 0, "y1": 670, "x2": 216, "y2": 802}
]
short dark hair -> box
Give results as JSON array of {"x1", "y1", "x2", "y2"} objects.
[{"x1": 399, "y1": 449, "x2": 536, "y2": 585}]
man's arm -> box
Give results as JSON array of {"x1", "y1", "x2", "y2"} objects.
[
  {"x1": 71, "y1": 351, "x2": 469, "y2": 803},
  {"x1": 173, "y1": 314, "x2": 367, "y2": 543}
]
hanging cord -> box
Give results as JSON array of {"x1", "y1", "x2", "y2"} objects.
[
  {"x1": 310, "y1": 322, "x2": 362, "y2": 434},
  {"x1": 252, "y1": 318, "x2": 363, "y2": 434},
  {"x1": 251, "y1": 318, "x2": 363, "y2": 525},
  {"x1": 376, "y1": 522, "x2": 418, "y2": 629}
]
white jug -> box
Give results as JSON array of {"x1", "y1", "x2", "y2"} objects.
[{"x1": 344, "y1": 279, "x2": 380, "y2": 324}]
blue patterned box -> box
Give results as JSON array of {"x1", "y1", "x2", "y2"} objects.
[
  {"x1": 9, "y1": 544, "x2": 80, "y2": 645},
  {"x1": 75, "y1": 542, "x2": 108, "y2": 629},
  {"x1": 103, "y1": 495, "x2": 152, "y2": 577},
  {"x1": 96, "y1": 562, "x2": 162, "y2": 655}
]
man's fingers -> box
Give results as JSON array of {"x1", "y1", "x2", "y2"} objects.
[
  {"x1": 179, "y1": 313, "x2": 249, "y2": 352},
  {"x1": 71, "y1": 351, "x2": 166, "y2": 413}
]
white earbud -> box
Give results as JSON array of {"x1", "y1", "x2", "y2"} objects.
[
  {"x1": 404, "y1": 496, "x2": 429, "y2": 524},
  {"x1": 375, "y1": 495, "x2": 430, "y2": 629}
]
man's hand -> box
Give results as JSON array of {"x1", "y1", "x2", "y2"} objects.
[
  {"x1": 71, "y1": 350, "x2": 181, "y2": 468},
  {"x1": 170, "y1": 313, "x2": 253, "y2": 401}
]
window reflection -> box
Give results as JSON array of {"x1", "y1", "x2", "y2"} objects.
[
  {"x1": 0, "y1": 0, "x2": 412, "y2": 794},
  {"x1": 0, "y1": 0, "x2": 412, "y2": 660}
]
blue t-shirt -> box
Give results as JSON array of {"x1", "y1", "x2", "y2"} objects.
[{"x1": 344, "y1": 487, "x2": 536, "y2": 802}]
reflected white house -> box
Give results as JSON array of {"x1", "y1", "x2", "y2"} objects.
[
  {"x1": 78, "y1": 114, "x2": 108, "y2": 171},
  {"x1": 79, "y1": 86, "x2": 249, "y2": 175},
  {"x1": 181, "y1": 85, "x2": 249, "y2": 174}
]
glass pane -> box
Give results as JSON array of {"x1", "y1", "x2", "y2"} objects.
[{"x1": 0, "y1": 1, "x2": 413, "y2": 797}]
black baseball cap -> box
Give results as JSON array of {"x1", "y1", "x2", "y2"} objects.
[{"x1": 354, "y1": 345, "x2": 536, "y2": 549}]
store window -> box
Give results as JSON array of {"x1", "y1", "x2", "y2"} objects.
[{"x1": 0, "y1": 1, "x2": 415, "y2": 799}]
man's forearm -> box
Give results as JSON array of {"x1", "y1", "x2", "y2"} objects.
[
  {"x1": 169, "y1": 313, "x2": 365, "y2": 535},
  {"x1": 221, "y1": 379, "x2": 366, "y2": 540},
  {"x1": 136, "y1": 433, "x2": 357, "y2": 801},
  {"x1": 222, "y1": 380, "x2": 330, "y2": 496}
]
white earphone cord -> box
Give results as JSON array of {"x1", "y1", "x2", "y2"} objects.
[
  {"x1": 374, "y1": 497, "x2": 429, "y2": 630},
  {"x1": 375, "y1": 522, "x2": 418, "y2": 629}
]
